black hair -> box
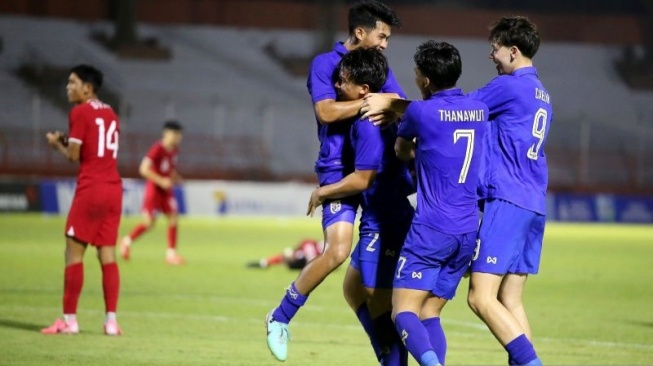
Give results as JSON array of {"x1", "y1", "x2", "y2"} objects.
[
  {"x1": 337, "y1": 48, "x2": 388, "y2": 93},
  {"x1": 489, "y1": 16, "x2": 540, "y2": 58},
  {"x1": 414, "y1": 40, "x2": 462, "y2": 90},
  {"x1": 70, "y1": 64, "x2": 103, "y2": 92},
  {"x1": 348, "y1": 0, "x2": 401, "y2": 36},
  {"x1": 163, "y1": 120, "x2": 183, "y2": 131}
]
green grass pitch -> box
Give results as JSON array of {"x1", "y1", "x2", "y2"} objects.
[{"x1": 0, "y1": 214, "x2": 652, "y2": 365}]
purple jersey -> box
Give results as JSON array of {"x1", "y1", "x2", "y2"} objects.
[
  {"x1": 350, "y1": 117, "x2": 415, "y2": 234},
  {"x1": 468, "y1": 66, "x2": 552, "y2": 215},
  {"x1": 399, "y1": 88, "x2": 489, "y2": 235},
  {"x1": 307, "y1": 42, "x2": 406, "y2": 177}
]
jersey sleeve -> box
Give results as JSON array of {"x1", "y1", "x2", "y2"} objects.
[
  {"x1": 381, "y1": 68, "x2": 407, "y2": 99},
  {"x1": 352, "y1": 119, "x2": 384, "y2": 171},
  {"x1": 307, "y1": 55, "x2": 337, "y2": 104},
  {"x1": 397, "y1": 102, "x2": 420, "y2": 140},
  {"x1": 68, "y1": 106, "x2": 87, "y2": 145},
  {"x1": 467, "y1": 76, "x2": 513, "y2": 117},
  {"x1": 145, "y1": 143, "x2": 162, "y2": 164}
]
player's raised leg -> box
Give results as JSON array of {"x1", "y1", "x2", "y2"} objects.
[
  {"x1": 267, "y1": 218, "x2": 355, "y2": 361},
  {"x1": 41, "y1": 236, "x2": 87, "y2": 334}
]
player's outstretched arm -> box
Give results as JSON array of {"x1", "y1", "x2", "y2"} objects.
[
  {"x1": 139, "y1": 157, "x2": 172, "y2": 190},
  {"x1": 46, "y1": 131, "x2": 80, "y2": 162},
  {"x1": 362, "y1": 94, "x2": 411, "y2": 125},
  {"x1": 314, "y1": 99, "x2": 364, "y2": 125},
  {"x1": 306, "y1": 169, "x2": 376, "y2": 216},
  {"x1": 395, "y1": 137, "x2": 415, "y2": 161}
]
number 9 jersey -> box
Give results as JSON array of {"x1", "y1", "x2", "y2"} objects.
[
  {"x1": 65, "y1": 99, "x2": 122, "y2": 246},
  {"x1": 468, "y1": 66, "x2": 553, "y2": 215}
]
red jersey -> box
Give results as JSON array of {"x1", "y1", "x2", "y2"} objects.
[
  {"x1": 297, "y1": 239, "x2": 325, "y2": 262},
  {"x1": 144, "y1": 141, "x2": 178, "y2": 190},
  {"x1": 68, "y1": 99, "x2": 121, "y2": 190}
]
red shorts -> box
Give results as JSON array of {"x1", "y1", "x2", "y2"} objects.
[
  {"x1": 65, "y1": 184, "x2": 122, "y2": 246},
  {"x1": 142, "y1": 184, "x2": 177, "y2": 216}
]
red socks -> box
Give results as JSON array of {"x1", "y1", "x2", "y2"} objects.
[
  {"x1": 167, "y1": 224, "x2": 177, "y2": 250},
  {"x1": 101, "y1": 262, "x2": 120, "y2": 313},
  {"x1": 128, "y1": 224, "x2": 148, "y2": 242},
  {"x1": 266, "y1": 254, "x2": 284, "y2": 265},
  {"x1": 63, "y1": 263, "x2": 84, "y2": 314},
  {"x1": 62, "y1": 262, "x2": 120, "y2": 315}
]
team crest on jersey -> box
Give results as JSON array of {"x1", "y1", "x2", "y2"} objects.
[{"x1": 329, "y1": 200, "x2": 341, "y2": 214}]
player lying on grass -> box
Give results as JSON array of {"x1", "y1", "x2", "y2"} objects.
[{"x1": 247, "y1": 238, "x2": 325, "y2": 270}]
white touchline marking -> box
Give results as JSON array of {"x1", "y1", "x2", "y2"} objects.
[{"x1": 4, "y1": 304, "x2": 653, "y2": 351}]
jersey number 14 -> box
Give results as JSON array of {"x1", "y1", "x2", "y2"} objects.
[{"x1": 95, "y1": 118, "x2": 119, "y2": 159}]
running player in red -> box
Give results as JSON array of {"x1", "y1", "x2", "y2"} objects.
[
  {"x1": 42, "y1": 64, "x2": 123, "y2": 336},
  {"x1": 247, "y1": 238, "x2": 325, "y2": 270},
  {"x1": 120, "y1": 121, "x2": 184, "y2": 265}
]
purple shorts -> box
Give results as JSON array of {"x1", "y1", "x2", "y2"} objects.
[
  {"x1": 471, "y1": 198, "x2": 545, "y2": 275},
  {"x1": 394, "y1": 223, "x2": 476, "y2": 300}
]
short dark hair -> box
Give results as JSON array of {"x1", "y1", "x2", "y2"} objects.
[
  {"x1": 489, "y1": 16, "x2": 540, "y2": 59},
  {"x1": 414, "y1": 41, "x2": 462, "y2": 90},
  {"x1": 348, "y1": 0, "x2": 401, "y2": 36},
  {"x1": 337, "y1": 48, "x2": 388, "y2": 93},
  {"x1": 163, "y1": 120, "x2": 183, "y2": 131},
  {"x1": 70, "y1": 64, "x2": 103, "y2": 92}
]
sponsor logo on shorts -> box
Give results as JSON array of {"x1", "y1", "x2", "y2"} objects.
[
  {"x1": 329, "y1": 200, "x2": 341, "y2": 214},
  {"x1": 385, "y1": 249, "x2": 396, "y2": 257},
  {"x1": 411, "y1": 271, "x2": 422, "y2": 279},
  {"x1": 67, "y1": 226, "x2": 75, "y2": 237},
  {"x1": 486, "y1": 256, "x2": 497, "y2": 264}
]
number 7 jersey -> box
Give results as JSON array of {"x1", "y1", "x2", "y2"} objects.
[
  {"x1": 398, "y1": 88, "x2": 489, "y2": 235},
  {"x1": 468, "y1": 66, "x2": 552, "y2": 215},
  {"x1": 68, "y1": 99, "x2": 121, "y2": 190}
]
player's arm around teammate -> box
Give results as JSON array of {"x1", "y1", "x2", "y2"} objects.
[
  {"x1": 265, "y1": 2, "x2": 405, "y2": 363},
  {"x1": 391, "y1": 41, "x2": 489, "y2": 366},
  {"x1": 465, "y1": 16, "x2": 550, "y2": 366}
]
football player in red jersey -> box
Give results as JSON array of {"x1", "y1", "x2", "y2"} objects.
[
  {"x1": 42, "y1": 64, "x2": 123, "y2": 336},
  {"x1": 120, "y1": 121, "x2": 185, "y2": 265},
  {"x1": 247, "y1": 238, "x2": 325, "y2": 270}
]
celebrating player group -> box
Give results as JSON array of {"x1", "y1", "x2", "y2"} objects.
[
  {"x1": 36, "y1": 1, "x2": 552, "y2": 364},
  {"x1": 265, "y1": 1, "x2": 552, "y2": 366}
]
